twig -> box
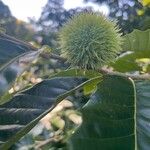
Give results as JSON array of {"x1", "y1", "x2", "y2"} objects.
[
  {"x1": 35, "y1": 138, "x2": 55, "y2": 150},
  {"x1": 0, "y1": 33, "x2": 37, "y2": 51},
  {"x1": 40, "y1": 52, "x2": 67, "y2": 63},
  {"x1": 40, "y1": 52, "x2": 150, "y2": 80},
  {"x1": 99, "y1": 68, "x2": 150, "y2": 80},
  {"x1": 35, "y1": 130, "x2": 63, "y2": 150}
]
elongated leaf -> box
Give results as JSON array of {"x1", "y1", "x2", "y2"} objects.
[
  {"x1": 51, "y1": 69, "x2": 102, "y2": 95},
  {"x1": 135, "y1": 80, "x2": 150, "y2": 150},
  {"x1": 0, "y1": 33, "x2": 37, "y2": 71},
  {"x1": 0, "y1": 77, "x2": 83, "y2": 144},
  {"x1": 0, "y1": 33, "x2": 40, "y2": 97},
  {"x1": 68, "y1": 75, "x2": 136, "y2": 150},
  {"x1": 0, "y1": 76, "x2": 101, "y2": 149}
]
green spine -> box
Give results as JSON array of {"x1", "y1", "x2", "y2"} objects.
[{"x1": 59, "y1": 12, "x2": 123, "y2": 70}]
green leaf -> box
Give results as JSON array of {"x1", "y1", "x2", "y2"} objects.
[
  {"x1": 83, "y1": 77, "x2": 101, "y2": 95},
  {"x1": 51, "y1": 69, "x2": 102, "y2": 95},
  {"x1": 123, "y1": 29, "x2": 150, "y2": 52},
  {"x1": 0, "y1": 76, "x2": 101, "y2": 149},
  {"x1": 68, "y1": 75, "x2": 150, "y2": 150},
  {"x1": 0, "y1": 33, "x2": 40, "y2": 97},
  {"x1": 135, "y1": 80, "x2": 150, "y2": 150},
  {"x1": 111, "y1": 29, "x2": 150, "y2": 72},
  {"x1": 68, "y1": 75, "x2": 136, "y2": 150},
  {"x1": 111, "y1": 51, "x2": 150, "y2": 72}
]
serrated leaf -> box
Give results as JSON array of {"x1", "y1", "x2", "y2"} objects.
[
  {"x1": 68, "y1": 75, "x2": 150, "y2": 150},
  {"x1": 0, "y1": 76, "x2": 101, "y2": 149},
  {"x1": 68, "y1": 75, "x2": 136, "y2": 150}
]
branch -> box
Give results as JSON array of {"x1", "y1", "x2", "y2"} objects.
[
  {"x1": 40, "y1": 52, "x2": 150, "y2": 80},
  {"x1": 99, "y1": 68, "x2": 150, "y2": 80},
  {"x1": 35, "y1": 130, "x2": 62, "y2": 149},
  {"x1": 40, "y1": 52, "x2": 67, "y2": 63},
  {"x1": 35, "y1": 138, "x2": 55, "y2": 149}
]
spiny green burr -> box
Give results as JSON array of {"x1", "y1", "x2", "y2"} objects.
[{"x1": 59, "y1": 12, "x2": 123, "y2": 70}]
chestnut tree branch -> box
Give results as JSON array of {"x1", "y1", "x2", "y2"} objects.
[{"x1": 40, "y1": 52, "x2": 150, "y2": 80}]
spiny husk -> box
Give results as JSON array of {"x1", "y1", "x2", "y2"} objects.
[{"x1": 59, "y1": 12, "x2": 123, "y2": 70}]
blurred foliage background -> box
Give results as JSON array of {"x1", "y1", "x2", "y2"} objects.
[
  {"x1": 0, "y1": 0, "x2": 150, "y2": 149},
  {"x1": 1, "y1": 0, "x2": 150, "y2": 49}
]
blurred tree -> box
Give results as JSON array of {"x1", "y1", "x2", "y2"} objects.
[
  {"x1": 0, "y1": 0, "x2": 35, "y2": 41},
  {"x1": 84, "y1": 0, "x2": 150, "y2": 33},
  {"x1": 0, "y1": 0, "x2": 11, "y2": 18},
  {"x1": 36, "y1": 0, "x2": 92, "y2": 49},
  {"x1": 5, "y1": 19, "x2": 35, "y2": 41},
  {"x1": 38, "y1": 0, "x2": 91, "y2": 31}
]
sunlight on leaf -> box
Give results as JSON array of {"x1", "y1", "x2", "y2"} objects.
[{"x1": 140, "y1": 0, "x2": 150, "y2": 6}]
